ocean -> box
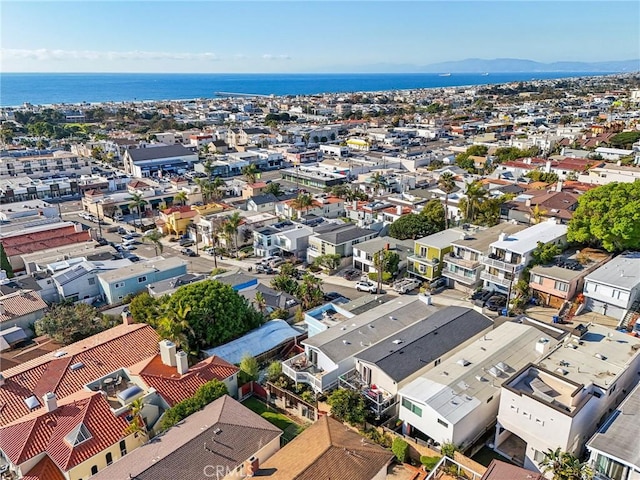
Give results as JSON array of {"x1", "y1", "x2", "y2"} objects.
[{"x1": 0, "y1": 72, "x2": 607, "y2": 107}]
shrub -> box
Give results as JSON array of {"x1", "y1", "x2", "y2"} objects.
[
  {"x1": 392, "y1": 437, "x2": 409, "y2": 463},
  {"x1": 270, "y1": 308, "x2": 290, "y2": 320},
  {"x1": 420, "y1": 456, "x2": 441, "y2": 471},
  {"x1": 159, "y1": 379, "x2": 227, "y2": 430},
  {"x1": 441, "y1": 442, "x2": 458, "y2": 459}
]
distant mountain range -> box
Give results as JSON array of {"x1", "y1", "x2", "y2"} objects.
[
  {"x1": 419, "y1": 58, "x2": 639, "y2": 73},
  {"x1": 335, "y1": 58, "x2": 640, "y2": 74}
]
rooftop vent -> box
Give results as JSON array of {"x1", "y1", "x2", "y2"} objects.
[
  {"x1": 53, "y1": 351, "x2": 67, "y2": 358},
  {"x1": 24, "y1": 395, "x2": 40, "y2": 410},
  {"x1": 343, "y1": 340, "x2": 350, "y2": 345},
  {"x1": 457, "y1": 358, "x2": 471, "y2": 367},
  {"x1": 392, "y1": 339, "x2": 403, "y2": 345},
  {"x1": 488, "y1": 366, "x2": 501, "y2": 378},
  {"x1": 496, "y1": 362, "x2": 510, "y2": 373},
  {"x1": 475, "y1": 375, "x2": 487, "y2": 382},
  {"x1": 556, "y1": 368, "x2": 569, "y2": 376},
  {"x1": 595, "y1": 353, "x2": 607, "y2": 361},
  {"x1": 69, "y1": 362, "x2": 85, "y2": 371}
]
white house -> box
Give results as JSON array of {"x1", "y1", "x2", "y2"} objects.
[
  {"x1": 398, "y1": 322, "x2": 557, "y2": 451},
  {"x1": 481, "y1": 219, "x2": 567, "y2": 295},
  {"x1": 494, "y1": 323, "x2": 640, "y2": 472},
  {"x1": 582, "y1": 251, "x2": 640, "y2": 323},
  {"x1": 586, "y1": 381, "x2": 640, "y2": 480}
]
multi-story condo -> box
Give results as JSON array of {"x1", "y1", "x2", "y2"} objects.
[
  {"x1": 306, "y1": 223, "x2": 377, "y2": 263},
  {"x1": 0, "y1": 150, "x2": 91, "y2": 178},
  {"x1": 481, "y1": 219, "x2": 567, "y2": 295},
  {"x1": 408, "y1": 228, "x2": 466, "y2": 282},
  {"x1": 494, "y1": 323, "x2": 640, "y2": 472},
  {"x1": 586, "y1": 381, "x2": 640, "y2": 480},
  {"x1": 443, "y1": 223, "x2": 526, "y2": 293}
]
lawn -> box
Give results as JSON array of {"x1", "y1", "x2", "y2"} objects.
[
  {"x1": 471, "y1": 446, "x2": 512, "y2": 467},
  {"x1": 242, "y1": 397, "x2": 305, "y2": 441}
]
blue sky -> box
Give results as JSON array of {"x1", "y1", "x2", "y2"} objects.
[{"x1": 1, "y1": 1, "x2": 638, "y2": 73}]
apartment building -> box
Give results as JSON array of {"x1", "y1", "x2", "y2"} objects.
[
  {"x1": 443, "y1": 223, "x2": 526, "y2": 293},
  {"x1": 352, "y1": 236, "x2": 413, "y2": 274},
  {"x1": 307, "y1": 223, "x2": 377, "y2": 263},
  {"x1": 481, "y1": 219, "x2": 567, "y2": 295},
  {"x1": 0, "y1": 150, "x2": 91, "y2": 178},
  {"x1": 408, "y1": 228, "x2": 466, "y2": 282},
  {"x1": 494, "y1": 324, "x2": 640, "y2": 472},
  {"x1": 123, "y1": 144, "x2": 198, "y2": 177}
]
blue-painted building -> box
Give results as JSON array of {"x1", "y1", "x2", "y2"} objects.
[
  {"x1": 97, "y1": 256, "x2": 187, "y2": 304},
  {"x1": 304, "y1": 302, "x2": 355, "y2": 337}
]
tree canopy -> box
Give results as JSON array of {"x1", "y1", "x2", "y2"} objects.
[
  {"x1": 568, "y1": 182, "x2": 640, "y2": 252},
  {"x1": 0, "y1": 243, "x2": 13, "y2": 278},
  {"x1": 159, "y1": 379, "x2": 228, "y2": 431},
  {"x1": 609, "y1": 131, "x2": 640, "y2": 149},
  {"x1": 327, "y1": 388, "x2": 367, "y2": 426},
  {"x1": 35, "y1": 303, "x2": 119, "y2": 344},
  {"x1": 389, "y1": 200, "x2": 445, "y2": 240},
  {"x1": 130, "y1": 280, "x2": 263, "y2": 353}
]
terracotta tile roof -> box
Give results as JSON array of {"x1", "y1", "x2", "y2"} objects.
[
  {"x1": 249, "y1": 182, "x2": 267, "y2": 188},
  {"x1": 127, "y1": 180, "x2": 150, "y2": 189},
  {"x1": 2, "y1": 225, "x2": 91, "y2": 257},
  {"x1": 21, "y1": 455, "x2": 66, "y2": 480},
  {"x1": 0, "y1": 290, "x2": 48, "y2": 324},
  {"x1": 161, "y1": 205, "x2": 193, "y2": 215},
  {"x1": 0, "y1": 324, "x2": 159, "y2": 426},
  {"x1": 1, "y1": 390, "x2": 129, "y2": 472},
  {"x1": 259, "y1": 416, "x2": 393, "y2": 480},
  {"x1": 129, "y1": 355, "x2": 239, "y2": 406}
]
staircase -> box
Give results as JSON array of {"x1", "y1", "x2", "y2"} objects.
[{"x1": 619, "y1": 293, "x2": 640, "y2": 331}]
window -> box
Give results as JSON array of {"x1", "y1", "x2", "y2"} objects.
[
  {"x1": 437, "y1": 418, "x2": 448, "y2": 428},
  {"x1": 91, "y1": 466, "x2": 98, "y2": 475},
  {"x1": 555, "y1": 281, "x2": 569, "y2": 292},
  {"x1": 120, "y1": 440, "x2": 127, "y2": 456},
  {"x1": 532, "y1": 274, "x2": 542, "y2": 284},
  {"x1": 106, "y1": 452, "x2": 113, "y2": 465},
  {"x1": 534, "y1": 449, "x2": 545, "y2": 463},
  {"x1": 137, "y1": 276, "x2": 147, "y2": 283},
  {"x1": 88, "y1": 277, "x2": 96, "y2": 286},
  {"x1": 402, "y1": 398, "x2": 422, "y2": 417},
  {"x1": 114, "y1": 282, "x2": 124, "y2": 289}
]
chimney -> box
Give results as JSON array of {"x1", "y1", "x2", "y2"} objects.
[
  {"x1": 385, "y1": 243, "x2": 390, "y2": 251},
  {"x1": 245, "y1": 456, "x2": 260, "y2": 477},
  {"x1": 159, "y1": 340, "x2": 177, "y2": 367},
  {"x1": 525, "y1": 198, "x2": 531, "y2": 207},
  {"x1": 121, "y1": 309, "x2": 134, "y2": 325},
  {"x1": 43, "y1": 392, "x2": 58, "y2": 412},
  {"x1": 535, "y1": 337, "x2": 551, "y2": 356},
  {"x1": 545, "y1": 160, "x2": 551, "y2": 173},
  {"x1": 176, "y1": 350, "x2": 188, "y2": 375},
  {"x1": 0, "y1": 303, "x2": 4, "y2": 316},
  {"x1": 498, "y1": 232, "x2": 506, "y2": 241},
  {"x1": 396, "y1": 204, "x2": 402, "y2": 216},
  {"x1": 352, "y1": 200, "x2": 357, "y2": 209},
  {"x1": 556, "y1": 180, "x2": 563, "y2": 192}
]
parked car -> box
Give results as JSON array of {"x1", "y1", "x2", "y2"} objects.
[
  {"x1": 324, "y1": 291, "x2": 347, "y2": 302},
  {"x1": 486, "y1": 295, "x2": 507, "y2": 311},
  {"x1": 179, "y1": 239, "x2": 195, "y2": 247},
  {"x1": 96, "y1": 237, "x2": 108, "y2": 246},
  {"x1": 393, "y1": 278, "x2": 421, "y2": 294},
  {"x1": 121, "y1": 244, "x2": 136, "y2": 251},
  {"x1": 117, "y1": 227, "x2": 127, "y2": 235},
  {"x1": 181, "y1": 248, "x2": 197, "y2": 257},
  {"x1": 429, "y1": 277, "x2": 448, "y2": 293},
  {"x1": 256, "y1": 264, "x2": 275, "y2": 274},
  {"x1": 472, "y1": 290, "x2": 494, "y2": 307},
  {"x1": 355, "y1": 281, "x2": 378, "y2": 293},
  {"x1": 343, "y1": 269, "x2": 360, "y2": 281}
]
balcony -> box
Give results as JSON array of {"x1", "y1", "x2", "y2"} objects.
[
  {"x1": 282, "y1": 353, "x2": 325, "y2": 393},
  {"x1": 338, "y1": 369, "x2": 397, "y2": 417},
  {"x1": 480, "y1": 271, "x2": 513, "y2": 288},
  {"x1": 481, "y1": 255, "x2": 521, "y2": 273},
  {"x1": 408, "y1": 253, "x2": 439, "y2": 266},
  {"x1": 444, "y1": 252, "x2": 480, "y2": 269},
  {"x1": 443, "y1": 268, "x2": 480, "y2": 286}
]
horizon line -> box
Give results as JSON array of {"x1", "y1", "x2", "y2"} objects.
[{"x1": 1, "y1": 70, "x2": 633, "y2": 75}]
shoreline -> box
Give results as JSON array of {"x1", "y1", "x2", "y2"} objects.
[{"x1": 0, "y1": 71, "x2": 632, "y2": 109}]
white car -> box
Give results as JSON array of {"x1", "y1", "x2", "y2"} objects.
[
  {"x1": 355, "y1": 281, "x2": 378, "y2": 293},
  {"x1": 121, "y1": 244, "x2": 136, "y2": 251}
]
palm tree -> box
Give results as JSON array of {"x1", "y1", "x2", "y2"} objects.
[
  {"x1": 463, "y1": 180, "x2": 487, "y2": 223},
  {"x1": 299, "y1": 273, "x2": 324, "y2": 309},
  {"x1": 195, "y1": 178, "x2": 213, "y2": 204},
  {"x1": 223, "y1": 212, "x2": 242, "y2": 258},
  {"x1": 370, "y1": 172, "x2": 387, "y2": 195},
  {"x1": 143, "y1": 230, "x2": 163, "y2": 256},
  {"x1": 264, "y1": 182, "x2": 284, "y2": 197},
  {"x1": 530, "y1": 204, "x2": 548, "y2": 224},
  {"x1": 211, "y1": 177, "x2": 225, "y2": 201},
  {"x1": 540, "y1": 448, "x2": 593, "y2": 480},
  {"x1": 290, "y1": 193, "x2": 314, "y2": 218},
  {"x1": 254, "y1": 291, "x2": 267, "y2": 314},
  {"x1": 438, "y1": 172, "x2": 456, "y2": 229},
  {"x1": 174, "y1": 191, "x2": 188, "y2": 206},
  {"x1": 129, "y1": 193, "x2": 147, "y2": 228},
  {"x1": 242, "y1": 164, "x2": 259, "y2": 184},
  {"x1": 123, "y1": 399, "x2": 148, "y2": 439},
  {"x1": 157, "y1": 302, "x2": 193, "y2": 351},
  {"x1": 372, "y1": 250, "x2": 389, "y2": 294}
]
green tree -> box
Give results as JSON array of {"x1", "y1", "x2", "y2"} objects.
[
  {"x1": 123, "y1": 398, "x2": 148, "y2": 440},
  {"x1": 388, "y1": 202, "x2": 445, "y2": 240},
  {"x1": 239, "y1": 354, "x2": 259, "y2": 383},
  {"x1": 372, "y1": 249, "x2": 400, "y2": 292},
  {"x1": 609, "y1": 131, "x2": 640, "y2": 149},
  {"x1": 157, "y1": 302, "x2": 193, "y2": 351},
  {"x1": 461, "y1": 180, "x2": 488, "y2": 222},
  {"x1": 540, "y1": 448, "x2": 593, "y2": 480},
  {"x1": 271, "y1": 274, "x2": 300, "y2": 296},
  {"x1": 222, "y1": 212, "x2": 243, "y2": 257},
  {"x1": 143, "y1": 230, "x2": 164, "y2": 256},
  {"x1": 35, "y1": 303, "x2": 114, "y2": 344},
  {"x1": 0, "y1": 243, "x2": 14, "y2": 278},
  {"x1": 242, "y1": 163, "x2": 259, "y2": 184},
  {"x1": 264, "y1": 182, "x2": 284, "y2": 197},
  {"x1": 129, "y1": 291, "x2": 160, "y2": 325},
  {"x1": 313, "y1": 254, "x2": 341, "y2": 271},
  {"x1": 128, "y1": 193, "x2": 147, "y2": 226},
  {"x1": 290, "y1": 193, "x2": 314, "y2": 217},
  {"x1": 438, "y1": 172, "x2": 456, "y2": 229},
  {"x1": 174, "y1": 191, "x2": 188, "y2": 206},
  {"x1": 298, "y1": 273, "x2": 324, "y2": 309},
  {"x1": 327, "y1": 388, "x2": 367, "y2": 426},
  {"x1": 392, "y1": 437, "x2": 410, "y2": 463},
  {"x1": 253, "y1": 291, "x2": 267, "y2": 314},
  {"x1": 441, "y1": 442, "x2": 458, "y2": 459},
  {"x1": 531, "y1": 241, "x2": 562, "y2": 265},
  {"x1": 163, "y1": 280, "x2": 263, "y2": 352},
  {"x1": 160, "y1": 380, "x2": 228, "y2": 431},
  {"x1": 421, "y1": 199, "x2": 446, "y2": 232},
  {"x1": 369, "y1": 172, "x2": 388, "y2": 194},
  {"x1": 266, "y1": 361, "x2": 283, "y2": 382},
  {"x1": 568, "y1": 182, "x2": 640, "y2": 252}
]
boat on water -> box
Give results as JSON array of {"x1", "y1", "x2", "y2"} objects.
[
  {"x1": 439, "y1": 73, "x2": 451, "y2": 77},
  {"x1": 481, "y1": 72, "x2": 489, "y2": 76}
]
